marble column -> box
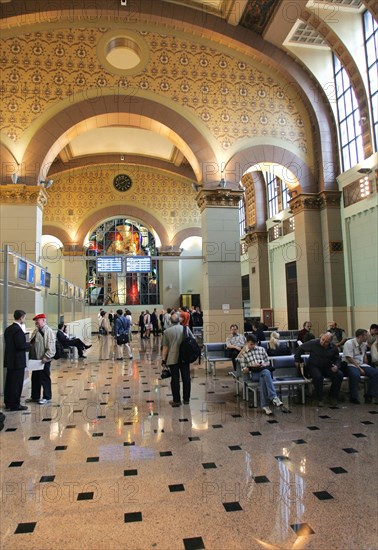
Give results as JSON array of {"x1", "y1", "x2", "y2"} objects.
[
  {"x1": 159, "y1": 247, "x2": 182, "y2": 310},
  {"x1": 244, "y1": 231, "x2": 270, "y2": 318},
  {"x1": 197, "y1": 188, "x2": 244, "y2": 342},
  {"x1": 290, "y1": 191, "x2": 347, "y2": 333}
]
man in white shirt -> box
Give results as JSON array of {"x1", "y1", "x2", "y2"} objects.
[{"x1": 343, "y1": 328, "x2": 378, "y2": 404}]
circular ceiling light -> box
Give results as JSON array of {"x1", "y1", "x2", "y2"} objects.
[{"x1": 105, "y1": 37, "x2": 141, "y2": 71}]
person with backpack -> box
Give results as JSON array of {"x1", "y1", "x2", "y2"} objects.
[
  {"x1": 114, "y1": 310, "x2": 133, "y2": 361},
  {"x1": 3, "y1": 309, "x2": 31, "y2": 411},
  {"x1": 26, "y1": 313, "x2": 56, "y2": 405},
  {"x1": 161, "y1": 312, "x2": 197, "y2": 407}
]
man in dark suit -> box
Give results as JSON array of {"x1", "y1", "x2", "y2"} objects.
[
  {"x1": 56, "y1": 323, "x2": 91, "y2": 359},
  {"x1": 3, "y1": 309, "x2": 30, "y2": 411}
]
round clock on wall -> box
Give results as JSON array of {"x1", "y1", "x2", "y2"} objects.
[{"x1": 113, "y1": 174, "x2": 132, "y2": 192}]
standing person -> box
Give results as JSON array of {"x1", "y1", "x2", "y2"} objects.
[
  {"x1": 26, "y1": 313, "x2": 56, "y2": 405},
  {"x1": 144, "y1": 310, "x2": 151, "y2": 338},
  {"x1": 98, "y1": 311, "x2": 110, "y2": 360},
  {"x1": 159, "y1": 309, "x2": 165, "y2": 333},
  {"x1": 163, "y1": 308, "x2": 172, "y2": 331},
  {"x1": 343, "y1": 329, "x2": 378, "y2": 404},
  {"x1": 295, "y1": 332, "x2": 343, "y2": 407},
  {"x1": 161, "y1": 313, "x2": 193, "y2": 407},
  {"x1": 192, "y1": 306, "x2": 203, "y2": 328},
  {"x1": 151, "y1": 308, "x2": 159, "y2": 336},
  {"x1": 114, "y1": 310, "x2": 133, "y2": 360},
  {"x1": 138, "y1": 311, "x2": 145, "y2": 339},
  {"x1": 238, "y1": 334, "x2": 284, "y2": 415},
  {"x1": 3, "y1": 309, "x2": 31, "y2": 411},
  {"x1": 226, "y1": 324, "x2": 246, "y2": 370},
  {"x1": 125, "y1": 309, "x2": 133, "y2": 342}
]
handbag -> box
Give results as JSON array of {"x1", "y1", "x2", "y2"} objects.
[
  {"x1": 160, "y1": 366, "x2": 171, "y2": 379},
  {"x1": 117, "y1": 333, "x2": 129, "y2": 346},
  {"x1": 99, "y1": 324, "x2": 108, "y2": 336}
]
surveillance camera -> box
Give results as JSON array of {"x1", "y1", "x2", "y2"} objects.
[
  {"x1": 121, "y1": 155, "x2": 125, "y2": 161},
  {"x1": 120, "y1": 0, "x2": 127, "y2": 5}
]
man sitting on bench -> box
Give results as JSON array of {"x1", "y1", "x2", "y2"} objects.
[
  {"x1": 226, "y1": 324, "x2": 246, "y2": 370},
  {"x1": 238, "y1": 334, "x2": 283, "y2": 415},
  {"x1": 56, "y1": 323, "x2": 91, "y2": 359}
]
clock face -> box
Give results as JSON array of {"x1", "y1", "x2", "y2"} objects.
[{"x1": 113, "y1": 174, "x2": 132, "y2": 192}]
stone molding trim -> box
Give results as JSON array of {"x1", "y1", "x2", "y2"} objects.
[
  {"x1": 0, "y1": 184, "x2": 48, "y2": 209},
  {"x1": 290, "y1": 191, "x2": 341, "y2": 214},
  {"x1": 243, "y1": 231, "x2": 268, "y2": 247},
  {"x1": 196, "y1": 188, "x2": 244, "y2": 212}
]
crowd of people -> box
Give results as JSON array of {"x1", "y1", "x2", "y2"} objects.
[{"x1": 2, "y1": 305, "x2": 377, "y2": 415}]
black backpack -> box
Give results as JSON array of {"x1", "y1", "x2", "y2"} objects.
[{"x1": 179, "y1": 326, "x2": 200, "y2": 364}]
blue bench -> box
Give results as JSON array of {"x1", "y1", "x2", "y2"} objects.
[{"x1": 203, "y1": 342, "x2": 232, "y2": 376}]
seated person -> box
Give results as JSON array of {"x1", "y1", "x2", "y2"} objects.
[
  {"x1": 297, "y1": 321, "x2": 313, "y2": 344},
  {"x1": 370, "y1": 341, "x2": 378, "y2": 368},
  {"x1": 251, "y1": 322, "x2": 266, "y2": 344},
  {"x1": 343, "y1": 329, "x2": 378, "y2": 404},
  {"x1": 367, "y1": 323, "x2": 378, "y2": 349},
  {"x1": 237, "y1": 334, "x2": 283, "y2": 415},
  {"x1": 327, "y1": 321, "x2": 348, "y2": 349},
  {"x1": 56, "y1": 323, "x2": 91, "y2": 359},
  {"x1": 295, "y1": 332, "x2": 343, "y2": 407},
  {"x1": 226, "y1": 324, "x2": 246, "y2": 370},
  {"x1": 243, "y1": 318, "x2": 253, "y2": 333},
  {"x1": 267, "y1": 332, "x2": 290, "y2": 356}
]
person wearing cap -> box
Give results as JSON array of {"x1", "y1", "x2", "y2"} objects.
[
  {"x1": 3, "y1": 309, "x2": 31, "y2": 411},
  {"x1": 26, "y1": 313, "x2": 56, "y2": 405}
]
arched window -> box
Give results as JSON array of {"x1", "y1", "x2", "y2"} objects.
[
  {"x1": 85, "y1": 218, "x2": 159, "y2": 306},
  {"x1": 363, "y1": 10, "x2": 378, "y2": 151}
]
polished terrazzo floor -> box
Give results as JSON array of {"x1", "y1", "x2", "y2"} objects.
[{"x1": 1, "y1": 336, "x2": 377, "y2": 550}]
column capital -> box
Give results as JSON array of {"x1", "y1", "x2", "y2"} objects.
[
  {"x1": 243, "y1": 231, "x2": 268, "y2": 247},
  {"x1": 0, "y1": 184, "x2": 48, "y2": 209},
  {"x1": 290, "y1": 191, "x2": 341, "y2": 214},
  {"x1": 196, "y1": 188, "x2": 244, "y2": 212}
]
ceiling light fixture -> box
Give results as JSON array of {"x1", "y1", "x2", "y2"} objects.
[{"x1": 39, "y1": 179, "x2": 54, "y2": 189}]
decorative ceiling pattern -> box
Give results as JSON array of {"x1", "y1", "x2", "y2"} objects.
[
  {"x1": 0, "y1": 27, "x2": 311, "y2": 158},
  {"x1": 43, "y1": 165, "x2": 201, "y2": 241}
]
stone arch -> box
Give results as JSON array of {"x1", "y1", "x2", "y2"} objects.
[
  {"x1": 42, "y1": 225, "x2": 72, "y2": 248},
  {"x1": 170, "y1": 228, "x2": 202, "y2": 249},
  {"x1": 21, "y1": 95, "x2": 218, "y2": 186},
  {"x1": 225, "y1": 144, "x2": 317, "y2": 193},
  {"x1": 74, "y1": 205, "x2": 170, "y2": 249}
]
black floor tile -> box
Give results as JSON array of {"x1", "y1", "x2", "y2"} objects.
[
  {"x1": 361, "y1": 420, "x2": 374, "y2": 425},
  {"x1": 77, "y1": 492, "x2": 94, "y2": 500},
  {"x1": 42, "y1": 418, "x2": 53, "y2": 422},
  {"x1": 183, "y1": 536, "x2": 205, "y2": 550},
  {"x1": 212, "y1": 425, "x2": 223, "y2": 429},
  {"x1": 319, "y1": 415, "x2": 331, "y2": 419},
  {"x1": 55, "y1": 445, "x2": 67, "y2": 451},
  {"x1": 169, "y1": 484, "x2": 185, "y2": 492},
  {"x1": 343, "y1": 448, "x2": 358, "y2": 453},
  {"x1": 250, "y1": 431, "x2": 262, "y2": 436},
  {"x1": 293, "y1": 439, "x2": 307, "y2": 444},
  {"x1": 330, "y1": 466, "x2": 347, "y2": 474},
  {"x1": 15, "y1": 522, "x2": 36, "y2": 534},
  {"x1": 5, "y1": 428, "x2": 17, "y2": 432},
  {"x1": 28, "y1": 436, "x2": 41, "y2": 440},
  {"x1": 254, "y1": 476, "x2": 270, "y2": 483},
  {"x1": 124, "y1": 469, "x2": 138, "y2": 476},
  {"x1": 267, "y1": 419, "x2": 278, "y2": 424},
  {"x1": 188, "y1": 437, "x2": 200, "y2": 441},
  {"x1": 202, "y1": 462, "x2": 217, "y2": 469},
  {"x1": 290, "y1": 523, "x2": 315, "y2": 536},
  {"x1": 160, "y1": 451, "x2": 172, "y2": 456},
  {"x1": 307, "y1": 426, "x2": 320, "y2": 430},
  {"x1": 275, "y1": 456, "x2": 290, "y2": 462},
  {"x1": 124, "y1": 441, "x2": 136, "y2": 446},
  {"x1": 66, "y1": 425, "x2": 76, "y2": 428},
  {"x1": 86, "y1": 457, "x2": 99, "y2": 462},
  {"x1": 313, "y1": 491, "x2": 334, "y2": 500},
  {"x1": 353, "y1": 433, "x2": 367, "y2": 438},
  {"x1": 179, "y1": 418, "x2": 189, "y2": 422},
  {"x1": 229, "y1": 445, "x2": 242, "y2": 451},
  {"x1": 9, "y1": 461, "x2": 23, "y2": 467},
  {"x1": 124, "y1": 512, "x2": 142, "y2": 523},
  {"x1": 223, "y1": 501, "x2": 242, "y2": 512},
  {"x1": 231, "y1": 414, "x2": 242, "y2": 418},
  {"x1": 40, "y1": 475, "x2": 55, "y2": 482},
  {"x1": 92, "y1": 433, "x2": 103, "y2": 437}
]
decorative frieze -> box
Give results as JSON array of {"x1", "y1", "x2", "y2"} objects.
[
  {"x1": 243, "y1": 231, "x2": 268, "y2": 247},
  {"x1": 0, "y1": 184, "x2": 48, "y2": 209},
  {"x1": 290, "y1": 191, "x2": 341, "y2": 214},
  {"x1": 196, "y1": 188, "x2": 244, "y2": 212}
]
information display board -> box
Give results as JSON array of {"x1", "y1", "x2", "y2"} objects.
[
  {"x1": 126, "y1": 256, "x2": 151, "y2": 273},
  {"x1": 28, "y1": 264, "x2": 35, "y2": 285},
  {"x1": 96, "y1": 256, "x2": 123, "y2": 273},
  {"x1": 17, "y1": 259, "x2": 27, "y2": 280}
]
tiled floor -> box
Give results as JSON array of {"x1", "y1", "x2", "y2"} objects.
[{"x1": 1, "y1": 336, "x2": 377, "y2": 550}]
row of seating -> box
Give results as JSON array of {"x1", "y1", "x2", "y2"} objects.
[{"x1": 202, "y1": 342, "x2": 369, "y2": 407}]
